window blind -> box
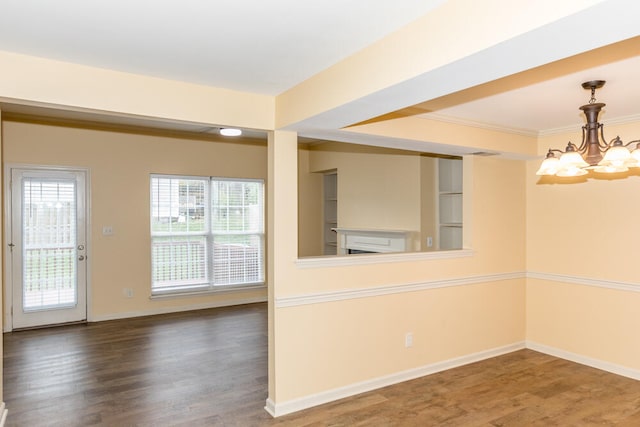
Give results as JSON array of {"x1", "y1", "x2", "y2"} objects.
[
  {"x1": 150, "y1": 176, "x2": 264, "y2": 293},
  {"x1": 22, "y1": 178, "x2": 77, "y2": 310}
]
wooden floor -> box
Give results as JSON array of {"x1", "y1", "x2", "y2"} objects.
[{"x1": 4, "y1": 303, "x2": 640, "y2": 426}]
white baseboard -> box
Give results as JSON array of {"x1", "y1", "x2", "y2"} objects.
[
  {"x1": 0, "y1": 401, "x2": 7, "y2": 427},
  {"x1": 90, "y1": 296, "x2": 267, "y2": 322},
  {"x1": 526, "y1": 341, "x2": 640, "y2": 381},
  {"x1": 266, "y1": 340, "x2": 640, "y2": 418},
  {"x1": 264, "y1": 398, "x2": 276, "y2": 417},
  {"x1": 266, "y1": 341, "x2": 526, "y2": 417}
]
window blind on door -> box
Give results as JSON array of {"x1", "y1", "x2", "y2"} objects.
[{"x1": 22, "y1": 178, "x2": 77, "y2": 310}]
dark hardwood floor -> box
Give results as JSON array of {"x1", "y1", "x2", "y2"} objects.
[{"x1": 4, "y1": 303, "x2": 640, "y2": 426}]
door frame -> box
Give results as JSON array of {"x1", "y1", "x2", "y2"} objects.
[{"x1": 3, "y1": 163, "x2": 92, "y2": 331}]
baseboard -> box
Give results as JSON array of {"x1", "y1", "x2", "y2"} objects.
[
  {"x1": 89, "y1": 296, "x2": 267, "y2": 322},
  {"x1": 266, "y1": 341, "x2": 525, "y2": 417},
  {"x1": 264, "y1": 398, "x2": 276, "y2": 417},
  {"x1": 0, "y1": 401, "x2": 7, "y2": 427},
  {"x1": 526, "y1": 341, "x2": 640, "y2": 381}
]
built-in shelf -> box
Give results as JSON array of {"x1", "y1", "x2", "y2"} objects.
[
  {"x1": 438, "y1": 158, "x2": 463, "y2": 250},
  {"x1": 323, "y1": 171, "x2": 338, "y2": 255}
]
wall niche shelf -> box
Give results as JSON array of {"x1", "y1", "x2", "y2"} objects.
[
  {"x1": 437, "y1": 158, "x2": 462, "y2": 250},
  {"x1": 323, "y1": 171, "x2": 338, "y2": 255}
]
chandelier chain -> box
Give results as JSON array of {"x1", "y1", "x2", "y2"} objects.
[{"x1": 589, "y1": 86, "x2": 597, "y2": 104}]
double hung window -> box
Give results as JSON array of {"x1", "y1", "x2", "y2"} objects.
[{"x1": 150, "y1": 175, "x2": 264, "y2": 294}]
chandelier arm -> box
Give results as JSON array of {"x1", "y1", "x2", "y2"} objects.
[
  {"x1": 598, "y1": 124, "x2": 609, "y2": 149},
  {"x1": 576, "y1": 127, "x2": 588, "y2": 152},
  {"x1": 622, "y1": 139, "x2": 640, "y2": 148}
]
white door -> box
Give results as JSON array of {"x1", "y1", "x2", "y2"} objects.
[{"x1": 8, "y1": 167, "x2": 87, "y2": 329}]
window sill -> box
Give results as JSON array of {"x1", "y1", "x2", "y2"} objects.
[{"x1": 150, "y1": 283, "x2": 266, "y2": 300}]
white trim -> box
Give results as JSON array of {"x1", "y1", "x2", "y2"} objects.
[
  {"x1": 526, "y1": 341, "x2": 640, "y2": 381},
  {"x1": 276, "y1": 271, "x2": 639, "y2": 309},
  {"x1": 276, "y1": 271, "x2": 524, "y2": 308},
  {"x1": 527, "y1": 271, "x2": 640, "y2": 293},
  {"x1": 3, "y1": 164, "x2": 91, "y2": 332},
  {"x1": 150, "y1": 283, "x2": 266, "y2": 299},
  {"x1": 419, "y1": 113, "x2": 537, "y2": 137},
  {"x1": 295, "y1": 248, "x2": 474, "y2": 269},
  {"x1": 266, "y1": 341, "x2": 526, "y2": 417},
  {"x1": 333, "y1": 228, "x2": 412, "y2": 254},
  {"x1": 422, "y1": 112, "x2": 640, "y2": 139},
  {"x1": 538, "y1": 112, "x2": 640, "y2": 137},
  {"x1": 3, "y1": 165, "x2": 13, "y2": 332},
  {"x1": 0, "y1": 401, "x2": 6, "y2": 427},
  {"x1": 90, "y1": 295, "x2": 266, "y2": 322},
  {"x1": 264, "y1": 399, "x2": 276, "y2": 417}
]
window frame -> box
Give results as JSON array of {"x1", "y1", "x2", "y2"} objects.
[{"x1": 150, "y1": 174, "x2": 265, "y2": 296}]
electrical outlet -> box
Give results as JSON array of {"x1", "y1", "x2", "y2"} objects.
[
  {"x1": 102, "y1": 226, "x2": 114, "y2": 236},
  {"x1": 427, "y1": 236, "x2": 433, "y2": 247},
  {"x1": 123, "y1": 288, "x2": 134, "y2": 298},
  {"x1": 405, "y1": 332, "x2": 413, "y2": 348}
]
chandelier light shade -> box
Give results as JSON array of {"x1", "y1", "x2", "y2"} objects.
[{"x1": 536, "y1": 80, "x2": 640, "y2": 177}]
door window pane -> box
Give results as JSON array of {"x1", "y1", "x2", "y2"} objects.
[{"x1": 22, "y1": 179, "x2": 77, "y2": 310}]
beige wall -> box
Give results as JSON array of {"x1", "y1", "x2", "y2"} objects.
[
  {"x1": 347, "y1": 116, "x2": 539, "y2": 158},
  {"x1": 0, "y1": 50, "x2": 275, "y2": 131},
  {"x1": 272, "y1": 154, "x2": 527, "y2": 404},
  {"x1": 526, "y1": 121, "x2": 640, "y2": 372},
  {"x1": 2, "y1": 119, "x2": 268, "y2": 321},
  {"x1": 276, "y1": 278, "x2": 525, "y2": 402},
  {"x1": 305, "y1": 142, "x2": 423, "y2": 249}
]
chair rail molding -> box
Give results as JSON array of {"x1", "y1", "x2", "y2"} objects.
[
  {"x1": 527, "y1": 271, "x2": 640, "y2": 293},
  {"x1": 276, "y1": 271, "x2": 524, "y2": 308}
]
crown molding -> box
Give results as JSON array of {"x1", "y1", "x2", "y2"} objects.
[
  {"x1": 418, "y1": 113, "x2": 538, "y2": 137},
  {"x1": 420, "y1": 112, "x2": 640, "y2": 139},
  {"x1": 538, "y1": 113, "x2": 640, "y2": 137}
]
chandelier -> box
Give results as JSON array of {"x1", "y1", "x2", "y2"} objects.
[{"x1": 536, "y1": 80, "x2": 640, "y2": 177}]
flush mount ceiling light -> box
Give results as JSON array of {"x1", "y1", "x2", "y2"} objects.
[
  {"x1": 219, "y1": 128, "x2": 242, "y2": 137},
  {"x1": 536, "y1": 80, "x2": 640, "y2": 177}
]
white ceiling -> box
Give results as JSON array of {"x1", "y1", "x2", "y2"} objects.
[
  {"x1": 0, "y1": 0, "x2": 444, "y2": 95},
  {"x1": 1, "y1": 0, "x2": 640, "y2": 146},
  {"x1": 427, "y1": 55, "x2": 640, "y2": 136}
]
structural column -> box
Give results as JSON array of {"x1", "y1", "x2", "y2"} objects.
[{"x1": 265, "y1": 130, "x2": 298, "y2": 415}]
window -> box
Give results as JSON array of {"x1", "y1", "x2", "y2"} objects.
[{"x1": 150, "y1": 175, "x2": 264, "y2": 294}]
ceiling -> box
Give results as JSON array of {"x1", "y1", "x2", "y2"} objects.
[
  {"x1": 0, "y1": 0, "x2": 445, "y2": 96},
  {"x1": 411, "y1": 48, "x2": 640, "y2": 136},
  {"x1": 1, "y1": 1, "x2": 640, "y2": 146}
]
